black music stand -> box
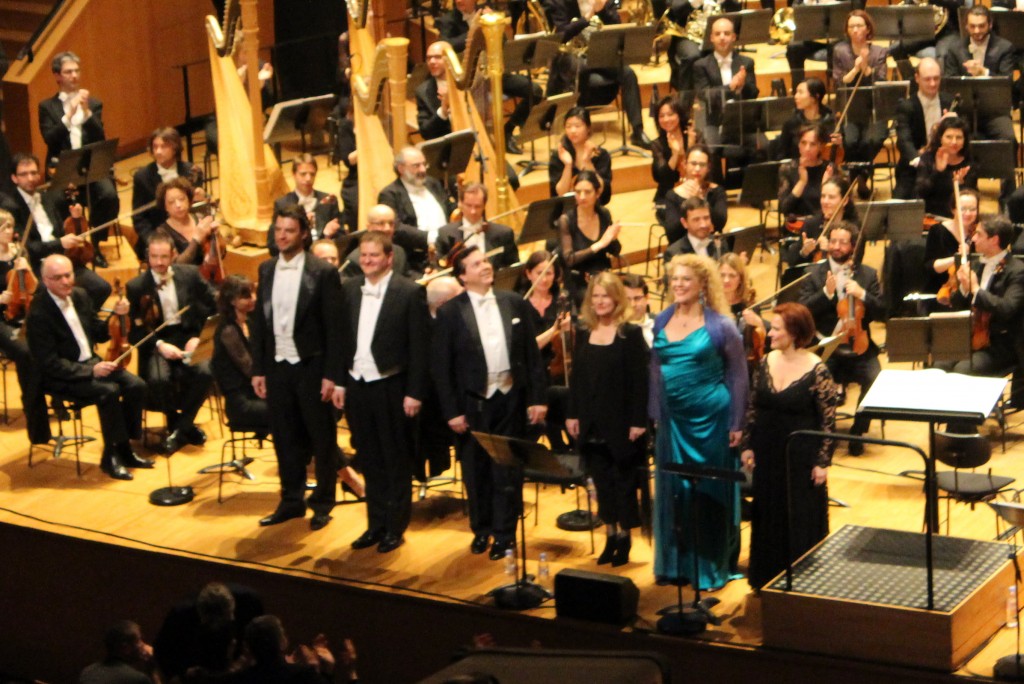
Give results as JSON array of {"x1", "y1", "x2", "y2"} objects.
[
  {"x1": 516, "y1": 93, "x2": 578, "y2": 178},
  {"x1": 585, "y1": 24, "x2": 658, "y2": 159},
  {"x1": 866, "y1": 6, "x2": 935, "y2": 44},
  {"x1": 421, "y1": 130, "x2": 477, "y2": 191},
  {"x1": 715, "y1": 98, "x2": 764, "y2": 155},
  {"x1": 989, "y1": 10, "x2": 1024, "y2": 53},
  {"x1": 49, "y1": 139, "x2": 119, "y2": 265},
  {"x1": 699, "y1": 9, "x2": 772, "y2": 51},
  {"x1": 724, "y1": 223, "x2": 765, "y2": 260},
  {"x1": 793, "y1": 2, "x2": 851, "y2": 43},
  {"x1": 150, "y1": 451, "x2": 196, "y2": 507},
  {"x1": 506, "y1": 35, "x2": 561, "y2": 176},
  {"x1": 473, "y1": 431, "x2": 556, "y2": 611},
  {"x1": 657, "y1": 461, "x2": 745, "y2": 635},
  {"x1": 517, "y1": 196, "x2": 575, "y2": 245},
  {"x1": 989, "y1": 500, "x2": 1024, "y2": 681},
  {"x1": 494, "y1": 263, "x2": 526, "y2": 292},
  {"x1": 262, "y1": 93, "x2": 336, "y2": 162},
  {"x1": 852, "y1": 199, "x2": 926, "y2": 243},
  {"x1": 941, "y1": 77, "x2": 1014, "y2": 135}
]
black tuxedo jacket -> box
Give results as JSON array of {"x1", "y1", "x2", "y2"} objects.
[
  {"x1": 377, "y1": 178, "x2": 453, "y2": 230},
  {"x1": 26, "y1": 286, "x2": 108, "y2": 383},
  {"x1": 693, "y1": 52, "x2": 759, "y2": 121},
  {"x1": 542, "y1": 0, "x2": 621, "y2": 42},
  {"x1": 0, "y1": 189, "x2": 68, "y2": 269},
  {"x1": 432, "y1": 289, "x2": 547, "y2": 421},
  {"x1": 266, "y1": 190, "x2": 343, "y2": 255},
  {"x1": 38, "y1": 94, "x2": 106, "y2": 167},
  {"x1": 663, "y1": 233, "x2": 723, "y2": 264},
  {"x1": 131, "y1": 161, "x2": 204, "y2": 242},
  {"x1": 126, "y1": 264, "x2": 216, "y2": 358},
  {"x1": 800, "y1": 260, "x2": 885, "y2": 355},
  {"x1": 249, "y1": 253, "x2": 345, "y2": 383},
  {"x1": 340, "y1": 273, "x2": 430, "y2": 400},
  {"x1": 436, "y1": 9, "x2": 470, "y2": 52},
  {"x1": 435, "y1": 221, "x2": 518, "y2": 269},
  {"x1": 416, "y1": 78, "x2": 452, "y2": 141},
  {"x1": 950, "y1": 254, "x2": 1024, "y2": 347},
  {"x1": 943, "y1": 34, "x2": 1016, "y2": 79},
  {"x1": 895, "y1": 91, "x2": 955, "y2": 164}
]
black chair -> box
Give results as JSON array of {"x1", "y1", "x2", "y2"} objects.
[
  {"x1": 28, "y1": 394, "x2": 98, "y2": 476},
  {"x1": 215, "y1": 419, "x2": 271, "y2": 503},
  {"x1": 933, "y1": 430, "x2": 1015, "y2": 535}
]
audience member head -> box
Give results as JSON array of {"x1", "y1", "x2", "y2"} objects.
[
  {"x1": 149, "y1": 127, "x2": 183, "y2": 167},
  {"x1": 217, "y1": 274, "x2": 255, "y2": 319},
  {"x1": 366, "y1": 204, "x2": 398, "y2": 235},
  {"x1": 770, "y1": 302, "x2": 816, "y2": 349},
  {"x1": 579, "y1": 271, "x2": 629, "y2": 330},
  {"x1": 243, "y1": 615, "x2": 288, "y2": 665},
  {"x1": 197, "y1": 582, "x2": 236, "y2": 625},
  {"x1": 395, "y1": 147, "x2": 429, "y2": 187},
  {"x1": 621, "y1": 273, "x2": 650, "y2": 322},
  {"x1": 103, "y1": 620, "x2": 149, "y2": 665}
]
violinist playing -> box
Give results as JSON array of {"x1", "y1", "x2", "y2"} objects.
[
  {"x1": 152, "y1": 177, "x2": 219, "y2": 271},
  {"x1": 938, "y1": 216, "x2": 1024, "y2": 396},
  {"x1": 926, "y1": 187, "x2": 979, "y2": 306},
  {"x1": 782, "y1": 177, "x2": 858, "y2": 275},
  {"x1": 0, "y1": 209, "x2": 50, "y2": 445},
  {"x1": 125, "y1": 230, "x2": 216, "y2": 455},
  {"x1": 798, "y1": 222, "x2": 883, "y2": 456}
]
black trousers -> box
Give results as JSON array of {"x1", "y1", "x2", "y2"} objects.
[
  {"x1": 266, "y1": 359, "x2": 338, "y2": 515},
  {"x1": 143, "y1": 352, "x2": 213, "y2": 433},
  {"x1": 583, "y1": 440, "x2": 642, "y2": 529},
  {"x1": 668, "y1": 37, "x2": 702, "y2": 93},
  {"x1": 0, "y1": 322, "x2": 50, "y2": 444},
  {"x1": 74, "y1": 265, "x2": 112, "y2": 312},
  {"x1": 347, "y1": 374, "x2": 414, "y2": 537},
  {"x1": 502, "y1": 74, "x2": 543, "y2": 132},
  {"x1": 458, "y1": 387, "x2": 526, "y2": 544},
  {"x1": 45, "y1": 364, "x2": 145, "y2": 447},
  {"x1": 224, "y1": 390, "x2": 269, "y2": 432},
  {"x1": 547, "y1": 56, "x2": 644, "y2": 131}
]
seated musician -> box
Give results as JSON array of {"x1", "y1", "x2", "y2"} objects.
[
  {"x1": 661, "y1": 144, "x2": 727, "y2": 245},
  {"x1": 650, "y1": 95, "x2": 698, "y2": 210},
  {"x1": 126, "y1": 230, "x2": 216, "y2": 455},
  {"x1": 832, "y1": 10, "x2": 888, "y2": 199},
  {"x1": 894, "y1": 58, "x2": 955, "y2": 200},
  {"x1": 940, "y1": 215, "x2": 1024, "y2": 383},
  {"x1": 779, "y1": 124, "x2": 837, "y2": 225},
  {"x1": 377, "y1": 147, "x2": 453, "y2": 246},
  {"x1": 344, "y1": 205, "x2": 415, "y2": 278},
  {"x1": 663, "y1": 0, "x2": 741, "y2": 92},
  {"x1": 782, "y1": 176, "x2": 858, "y2": 273},
  {"x1": 664, "y1": 196, "x2": 723, "y2": 264},
  {"x1": 720, "y1": 252, "x2": 768, "y2": 377},
  {"x1": 435, "y1": 182, "x2": 518, "y2": 270},
  {"x1": 266, "y1": 154, "x2": 342, "y2": 256},
  {"x1": 27, "y1": 254, "x2": 149, "y2": 479},
  {"x1": 784, "y1": 0, "x2": 830, "y2": 92},
  {"x1": 212, "y1": 274, "x2": 268, "y2": 435},
  {"x1": 799, "y1": 222, "x2": 883, "y2": 455},
  {"x1": 0, "y1": 209, "x2": 50, "y2": 445},
  {"x1": 132, "y1": 127, "x2": 205, "y2": 262},
  {"x1": 926, "y1": 186, "x2": 979, "y2": 305},
  {"x1": 692, "y1": 17, "x2": 759, "y2": 150},
  {"x1": 0, "y1": 153, "x2": 110, "y2": 309},
  {"x1": 549, "y1": 107, "x2": 613, "y2": 206},
  {"x1": 914, "y1": 117, "x2": 977, "y2": 217},
  {"x1": 152, "y1": 177, "x2": 220, "y2": 269},
  {"x1": 558, "y1": 170, "x2": 621, "y2": 301},
  {"x1": 772, "y1": 78, "x2": 835, "y2": 162},
  {"x1": 541, "y1": 0, "x2": 653, "y2": 150},
  {"x1": 518, "y1": 250, "x2": 568, "y2": 376}
]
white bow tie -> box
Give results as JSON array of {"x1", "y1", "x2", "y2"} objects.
[
  {"x1": 361, "y1": 283, "x2": 383, "y2": 299},
  {"x1": 278, "y1": 260, "x2": 300, "y2": 271}
]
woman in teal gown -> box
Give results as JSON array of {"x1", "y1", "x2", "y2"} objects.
[{"x1": 650, "y1": 253, "x2": 749, "y2": 589}]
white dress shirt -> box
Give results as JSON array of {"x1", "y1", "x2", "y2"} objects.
[
  {"x1": 153, "y1": 269, "x2": 181, "y2": 326},
  {"x1": 461, "y1": 219, "x2": 487, "y2": 253},
  {"x1": 58, "y1": 91, "x2": 87, "y2": 150},
  {"x1": 715, "y1": 52, "x2": 734, "y2": 86},
  {"x1": 687, "y1": 234, "x2": 711, "y2": 257},
  {"x1": 294, "y1": 190, "x2": 318, "y2": 216},
  {"x1": 17, "y1": 188, "x2": 56, "y2": 242},
  {"x1": 918, "y1": 92, "x2": 941, "y2": 152},
  {"x1": 968, "y1": 36, "x2": 990, "y2": 76},
  {"x1": 402, "y1": 180, "x2": 448, "y2": 244},
  {"x1": 156, "y1": 164, "x2": 178, "y2": 184},
  {"x1": 271, "y1": 251, "x2": 305, "y2": 363},
  {"x1": 828, "y1": 257, "x2": 852, "y2": 299},
  {"x1": 50, "y1": 291, "x2": 92, "y2": 362},
  {"x1": 468, "y1": 289, "x2": 513, "y2": 397},
  {"x1": 351, "y1": 271, "x2": 394, "y2": 382},
  {"x1": 980, "y1": 250, "x2": 1007, "y2": 293}
]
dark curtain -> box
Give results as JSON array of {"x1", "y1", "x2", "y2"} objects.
[{"x1": 273, "y1": 1, "x2": 345, "y2": 102}]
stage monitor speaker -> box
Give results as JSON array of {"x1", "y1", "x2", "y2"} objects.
[{"x1": 554, "y1": 569, "x2": 638, "y2": 626}]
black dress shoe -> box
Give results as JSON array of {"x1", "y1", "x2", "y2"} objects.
[
  {"x1": 505, "y1": 134, "x2": 524, "y2": 155},
  {"x1": 630, "y1": 130, "x2": 653, "y2": 150},
  {"x1": 489, "y1": 539, "x2": 512, "y2": 561},
  {"x1": 470, "y1": 533, "x2": 490, "y2": 555},
  {"x1": 377, "y1": 533, "x2": 404, "y2": 553},
  {"x1": 162, "y1": 430, "x2": 185, "y2": 455},
  {"x1": 100, "y1": 450, "x2": 133, "y2": 481},
  {"x1": 120, "y1": 449, "x2": 155, "y2": 469},
  {"x1": 597, "y1": 536, "x2": 616, "y2": 565},
  {"x1": 310, "y1": 513, "x2": 333, "y2": 531},
  {"x1": 351, "y1": 529, "x2": 385, "y2": 549},
  {"x1": 93, "y1": 252, "x2": 109, "y2": 269},
  {"x1": 259, "y1": 506, "x2": 305, "y2": 527},
  {"x1": 184, "y1": 425, "x2": 207, "y2": 446},
  {"x1": 848, "y1": 440, "x2": 864, "y2": 456}
]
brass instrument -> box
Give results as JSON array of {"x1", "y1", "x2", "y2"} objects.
[
  {"x1": 906, "y1": 0, "x2": 948, "y2": 35},
  {"x1": 567, "y1": 14, "x2": 605, "y2": 55},
  {"x1": 770, "y1": 7, "x2": 796, "y2": 46},
  {"x1": 653, "y1": 8, "x2": 687, "y2": 48},
  {"x1": 684, "y1": 0, "x2": 722, "y2": 44},
  {"x1": 522, "y1": 0, "x2": 553, "y2": 34}
]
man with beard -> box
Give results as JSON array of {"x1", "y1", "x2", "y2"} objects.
[
  {"x1": 377, "y1": 147, "x2": 453, "y2": 246},
  {"x1": 799, "y1": 222, "x2": 883, "y2": 455}
]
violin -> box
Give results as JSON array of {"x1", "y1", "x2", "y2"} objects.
[
  {"x1": 62, "y1": 186, "x2": 96, "y2": 269},
  {"x1": 548, "y1": 292, "x2": 575, "y2": 386},
  {"x1": 936, "y1": 178, "x2": 969, "y2": 307},
  {"x1": 139, "y1": 292, "x2": 161, "y2": 331},
  {"x1": 4, "y1": 219, "x2": 37, "y2": 322},
  {"x1": 106, "y1": 278, "x2": 132, "y2": 369},
  {"x1": 834, "y1": 194, "x2": 874, "y2": 356},
  {"x1": 196, "y1": 200, "x2": 226, "y2": 285}
]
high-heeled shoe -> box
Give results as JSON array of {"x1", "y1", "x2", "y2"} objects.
[
  {"x1": 597, "y1": 536, "x2": 616, "y2": 565},
  {"x1": 611, "y1": 535, "x2": 631, "y2": 567}
]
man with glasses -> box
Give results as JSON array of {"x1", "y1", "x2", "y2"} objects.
[
  {"x1": 344, "y1": 204, "x2": 417, "y2": 278},
  {"x1": 377, "y1": 147, "x2": 453, "y2": 247}
]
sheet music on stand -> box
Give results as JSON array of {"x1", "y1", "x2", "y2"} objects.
[
  {"x1": 851, "y1": 199, "x2": 925, "y2": 243},
  {"x1": 263, "y1": 93, "x2": 336, "y2": 147},
  {"x1": 420, "y1": 130, "x2": 477, "y2": 187},
  {"x1": 858, "y1": 369, "x2": 1005, "y2": 422}
]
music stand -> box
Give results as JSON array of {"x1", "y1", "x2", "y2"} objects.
[
  {"x1": 517, "y1": 196, "x2": 575, "y2": 245},
  {"x1": 421, "y1": 130, "x2": 477, "y2": 190},
  {"x1": 885, "y1": 317, "x2": 931, "y2": 365},
  {"x1": 721, "y1": 224, "x2": 765, "y2": 261},
  {"x1": 867, "y1": 6, "x2": 935, "y2": 43},
  {"x1": 50, "y1": 139, "x2": 119, "y2": 265},
  {"x1": 835, "y1": 86, "x2": 875, "y2": 129},
  {"x1": 516, "y1": 93, "x2": 578, "y2": 178},
  {"x1": 262, "y1": 93, "x2": 336, "y2": 162},
  {"x1": 793, "y1": 2, "x2": 851, "y2": 43},
  {"x1": 940, "y1": 77, "x2": 1014, "y2": 136},
  {"x1": 506, "y1": 35, "x2": 561, "y2": 176},
  {"x1": 852, "y1": 199, "x2": 926, "y2": 243},
  {"x1": 494, "y1": 262, "x2": 525, "y2": 292},
  {"x1": 761, "y1": 96, "x2": 796, "y2": 132},
  {"x1": 990, "y1": 10, "x2": 1024, "y2": 53},
  {"x1": 699, "y1": 10, "x2": 773, "y2": 51},
  {"x1": 656, "y1": 461, "x2": 745, "y2": 635},
  {"x1": 472, "y1": 431, "x2": 556, "y2": 610},
  {"x1": 336, "y1": 229, "x2": 366, "y2": 258},
  {"x1": 585, "y1": 24, "x2": 658, "y2": 158},
  {"x1": 717, "y1": 98, "x2": 765, "y2": 154}
]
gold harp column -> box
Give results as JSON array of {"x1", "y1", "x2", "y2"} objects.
[
  {"x1": 480, "y1": 12, "x2": 511, "y2": 217},
  {"x1": 240, "y1": 0, "x2": 272, "y2": 222},
  {"x1": 385, "y1": 38, "x2": 409, "y2": 151}
]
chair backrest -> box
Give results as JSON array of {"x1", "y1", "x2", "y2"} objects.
[{"x1": 934, "y1": 430, "x2": 992, "y2": 470}]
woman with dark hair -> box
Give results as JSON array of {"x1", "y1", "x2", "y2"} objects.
[
  {"x1": 661, "y1": 145, "x2": 728, "y2": 244},
  {"x1": 650, "y1": 95, "x2": 698, "y2": 206},
  {"x1": 517, "y1": 250, "x2": 565, "y2": 369},
  {"x1": 779, "y1": 124, "x2": 838, "y2": 222},
  {"x1": 566, "y1": 272, "x2": 649, "y2": 567},
  {"x1": 782, "y1": 176, "x2": 858, "y2": 270},
  {"x1": 549, "y1": 107, "x2": 613, "y2": 205},
  {"x1": 741, "y1": 302, "x2": 838, "y2": 590},
  {"x1": 154, "y1": 177, "x2": 218, "y2": 268},
  {"x1": 212, "y1": 275, "x2": 268, "y2": 432},
  {"x1": 719, "y1": 252, "x2": 768, "y2": 377},
  {"x1": 915, "y1": 117, "x2": 977, "y2": 216},
  {"x1": 774, "y1": 78, "x2": 834, "y2": 161},
  {"x1": 558, "y1": 170, "x2": 622, "y2": 299},
  {"x1": 926, "y1": 186, "x2": 979, "y2": 303}
]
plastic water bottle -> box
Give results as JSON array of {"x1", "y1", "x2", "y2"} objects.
[
  {"x1": 1008, "y1": 586, "x2": 1019, "y2": 629},
  {"x1": 504, "y1": 548, "x2": 516, "y2": 577},
  {"x1": 538, "y1": 552, "x2": 551, "y2": 588}
]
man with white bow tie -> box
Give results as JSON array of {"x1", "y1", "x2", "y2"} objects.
[
  {"x1": 434, "y1": 183, "x2": 518, "y2": 269},
  {"x1": 336, "y1": 231, "x2": 430, "y2": 554},
  {"x1": 433, "y1": 245, "x2": 548, "y2": 560}
]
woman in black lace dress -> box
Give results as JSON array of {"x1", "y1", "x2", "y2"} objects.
[{"x1": 740, "y1": 302, "x2": 838, "y2": 590}]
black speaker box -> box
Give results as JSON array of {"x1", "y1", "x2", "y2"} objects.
[{"x1": 554, "y1": 569, "x2": 639, "y2": 626}]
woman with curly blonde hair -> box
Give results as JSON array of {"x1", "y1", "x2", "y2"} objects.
[{"x1": 649, "y1": 254, "x2": 748, "y2": 589}]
